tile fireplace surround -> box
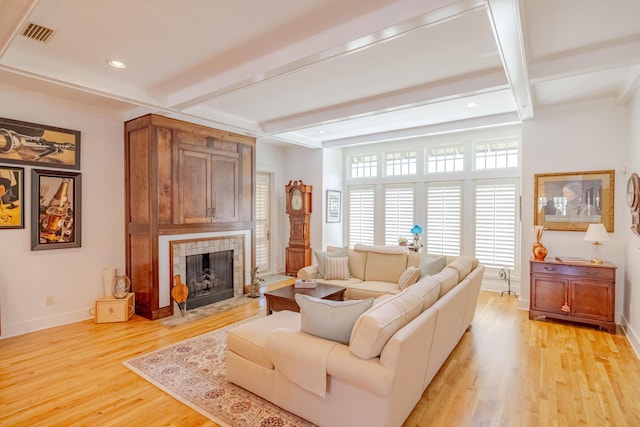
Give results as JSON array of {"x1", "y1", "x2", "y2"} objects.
[{"x1": 158, "y1": 231, "x2": 250, "y2": 310}]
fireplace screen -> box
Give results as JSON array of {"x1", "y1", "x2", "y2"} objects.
[{"x1": 185, "y1": 249, "x2": 234, "y2": 309}]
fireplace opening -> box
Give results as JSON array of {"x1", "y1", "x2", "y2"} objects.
[{"x1": 185, "y1": 249, "x2": 234, "y2": 309}]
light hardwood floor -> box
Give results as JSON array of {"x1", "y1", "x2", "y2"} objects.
[{"x1": 1, "y1": 288, "x2": 639, "y2": 427}]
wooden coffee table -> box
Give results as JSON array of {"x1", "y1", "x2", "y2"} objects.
[{"x1": 264, "y1": 283, "x2": 346, "y2": 315}]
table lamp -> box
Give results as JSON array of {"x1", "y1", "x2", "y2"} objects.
[
  {"x1": 584, "y1": 223, "x2": 609, "y2": 264},
  {"x1": 410, "y1": 224, "x2": 423, "y2": 247}
]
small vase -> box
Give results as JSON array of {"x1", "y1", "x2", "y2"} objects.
[
  {"x1": 533, "y1": 242, "x2": 548, "y2": 261},
  {"x1": 103, "y1": 267, "x2": 117, "y2": 297},
  {"x1": 113, "y1": 274, "x2": 131, "y2": 299}
]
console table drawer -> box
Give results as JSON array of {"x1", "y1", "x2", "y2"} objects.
[{"x1": 530, "y1": 262, "x2": 614, "y2": 281}]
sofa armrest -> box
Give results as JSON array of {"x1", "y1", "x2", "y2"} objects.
[{"x1": 297, "y1": 265, "x2": 319, "y2": 279}]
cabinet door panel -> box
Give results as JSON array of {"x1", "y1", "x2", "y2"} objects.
[
  {"x1": 531, "y1": 277, "x2": 568, "y2": 315},
  {"x1": 571, "y1": 280, "x2": 614, "y2": 321},
  {"x1": 179, "y1": 149, "x2": 211, "y2": 223},
  {"x1": 212, "y1": 155, "x2": 238, "y2": 222}
]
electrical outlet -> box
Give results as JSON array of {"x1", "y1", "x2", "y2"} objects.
[{"x1": 45, "y1": 295, "x2": 63, "y2": 305}]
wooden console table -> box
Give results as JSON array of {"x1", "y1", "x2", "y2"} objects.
[{"x1": 529, "y1": 258, "x2": 616, "y2": 333}]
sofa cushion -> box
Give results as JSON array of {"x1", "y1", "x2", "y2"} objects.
[
  {"x1": 349, "y1": 291, "x2": 423, "y2": 359},
  {"x1": 398, "y1": 266, "x2": 421, "y2": 290},
  {"x1": 364, "y1": 252, "x2": 408, "y2": 283},
  {"x1": 226, "y1": 310, "x2": 300, "y2": 369},
  {"x1": 344, "y1": 281, "x2": 402, "y2": 300},
  {"x1": 314, "y1": 247, "x2": 348, "y2": 278},
  {"x1": 434, "y1": 267, "x2": 460, "y2": 298},
  {"x1": 419, "y1": 254, "x2": 447, "y2": 278},
  {"x1": 406, "y1": 275, "x2": 441, "y2": 311},
  {"x1": 447, "y1": 255, "x2": 473, "y2": 280},
  {"x1": 325, "y1": 256, "x2": 350, "y2": 280},
  {"x1": 295, "y1": 294, "x2": 374, "y2": 344},
  {"x1": 348, "y1": 249, "x2": 367, "y2": 280}
]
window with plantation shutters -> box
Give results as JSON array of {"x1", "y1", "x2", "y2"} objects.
[
  {"x1": 474, "y1": 180, "x2": 517, "y2": 268},
  {"x1": 255, "y1": 172, "x2": 270, "y2": 273},
  {"x1": 348, "y1": 187, "x2": 375, "y2": 246},
  {"x1": 426, "y1": 183, "x2": 461, "y2": 256},
  {"x1": 384, "y1": 186, "x2": 414, "y2": 246}
]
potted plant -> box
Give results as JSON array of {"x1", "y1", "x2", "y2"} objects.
[
  {"x1": 398, "y1": 236, "x2": 408, "y2": 246},
  {"x1": 248, "y1": 266, "x2": 264, "y2": 298}
]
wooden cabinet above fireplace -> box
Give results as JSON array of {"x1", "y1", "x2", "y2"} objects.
[{"x1": 124, "y1": 114, "x2": 256, "y2": 319}]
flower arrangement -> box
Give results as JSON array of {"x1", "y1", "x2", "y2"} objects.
[{"x1": 398, "y1": 236, "x2": 408, "y2": 246}]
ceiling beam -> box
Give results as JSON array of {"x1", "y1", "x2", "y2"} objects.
[
  {"x1": 261, "y1": 69, "x2": 508, "y2": 134},
  {"x1": 486, "y1": 0, "x2": 533, "y2": 120},
  {"x1": 322, "y1": 112, "x2": 521, "y2": 147},
  {"x1": 166, "y1": 0, "x2": 486, "y2": 110}
]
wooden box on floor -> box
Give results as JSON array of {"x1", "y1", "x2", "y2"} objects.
[{"x1": 94, "y1": 293, "x2": 135, "y2": 323}]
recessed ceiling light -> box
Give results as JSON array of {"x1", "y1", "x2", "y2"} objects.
[
  {"x1": 464, "y1": 102, "x2": 479, "y2": 108},
  {"x1": 318, "y1": 130, "x2": 326, "y2": 135},
  {"x1": 106, "y1": 59, "x2": 127, "y2": 69}
]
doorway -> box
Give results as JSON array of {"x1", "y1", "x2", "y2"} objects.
[{"x1": 255, "y1": 172, "x2": 272, "y2": 274}]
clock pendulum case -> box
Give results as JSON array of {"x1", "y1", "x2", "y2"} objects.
[{"x1": 285, "y1": 180, "x2": 312, "y2": 275}]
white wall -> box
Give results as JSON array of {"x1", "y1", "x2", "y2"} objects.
[
  {"x1": 0, "y1": 86, "x2": 126, "y2": 338},
  {"x1": 284, "y1": 145, "x2": 324, "y2": 257},
  {"x1": 521, "y1": 107, "x2": 628, "y2": 323},
  {"x1": 322, "y1": 147, "x2": 345, "y2": 248},
  {"x1": 624, "y1": 89, "x2": 640, "y2": 356}
]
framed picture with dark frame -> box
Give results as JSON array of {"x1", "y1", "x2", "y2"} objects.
[
  {"x1": 534, "y1": 170, "x2": 614, "y2": 232},
  {"x1": 326, "y1": 190, "x2": 341, "y2": 223},
  {"x1": 0, "y1": 165, "x2": 24, "y2": 229},
  {"x1": 31, "y1": 169, "x2": 82, "y2": 250},
  {"x1": 0, "y1": 117, "x2": 81, "y2": 170}
]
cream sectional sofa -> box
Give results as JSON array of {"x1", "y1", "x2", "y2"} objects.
[
  {"x1": 226, "y1": 251, "x2": 484, "y2": 427},
  {"x1": 297, "y1": 244, "x2": 451, "y2": 299}
]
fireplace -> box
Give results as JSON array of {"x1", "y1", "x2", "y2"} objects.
[
  {"x1": 184, "y1": 250, "x2": 234, "y2": 309},
  {"x1": 169, "y1": 234, "x2": 246, "y2": 311}
]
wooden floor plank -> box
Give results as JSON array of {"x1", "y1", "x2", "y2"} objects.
[{"x1": 1, "y1": 290, "x2": 639, "y2": 426}]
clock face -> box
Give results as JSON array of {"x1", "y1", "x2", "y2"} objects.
[
  {"x1": 291, "y1": 189, "x2": 303, "y2": 210},
  {"x1": 627, "y1": 173, "x2": 639, "y2": 210}
]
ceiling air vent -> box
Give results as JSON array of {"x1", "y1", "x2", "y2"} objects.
[{"x1": 22, "y1": 23, "x2": 55, "y2": 43}]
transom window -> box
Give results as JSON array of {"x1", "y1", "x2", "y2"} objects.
[
  {"x1": 350, "y1": 154, "x2": 378, "y2": 178},
  {"x1": 386, "y1": 150, "x2": 416, "y2": 176},
  {"x1": 427, "y1": 145, "x2": 464, "y2": 173},
  {"x1": 474, "y1": 140, "x2": 519, "y2": 170}
]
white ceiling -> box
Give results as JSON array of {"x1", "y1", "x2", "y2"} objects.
[{"x1": 1, "y1": 0, "x2": 638, "y2": 149}]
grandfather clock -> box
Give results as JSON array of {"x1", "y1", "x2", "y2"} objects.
[{"x1": 285, "y1": 180, "x2": 312, "y2": 275}]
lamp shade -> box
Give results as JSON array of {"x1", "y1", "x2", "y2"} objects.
[
  {"x1": 584, "y1": 223, "x2": 610, "y2": 243},
  {"x1": 410, "y1": 224, "x2": 423, "y2": 234}
]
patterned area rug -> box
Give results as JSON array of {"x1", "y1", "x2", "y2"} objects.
[
  {"x1": 124, "y1": 317, "x2": 315, "y2": 427},
  {"x1": 159, "y1": 274, "x2": 294, "y2": 327}
]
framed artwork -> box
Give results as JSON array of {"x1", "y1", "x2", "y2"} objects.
[
  {"x1": 31, "y1": 169, "x2": 82, "y2": 250},
  {"x1": 534, "y1": 170, "x2": 614, "y2": 232},
  {"x1": 326, "y1": 190, "x2": 341, "y2": 223},
  {"x1": 0, "y1": 165, "x2": 24, "y2": 229},
  {"x1": 0, "y1": 117, "x2": 80, "y2": 169}
]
